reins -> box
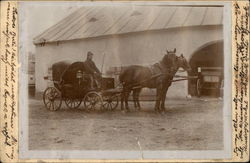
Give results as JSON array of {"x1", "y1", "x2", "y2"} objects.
[
  {"x1": 119, "y1": 55, "x2": 191, "y2": 90},
  {"x1": 120, "y1": 72, "x2": 181, "y2": 90}
]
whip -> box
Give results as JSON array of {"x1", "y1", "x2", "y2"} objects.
[{"x1": 101, "y1": 53, "x2": 106, "y2": 74}]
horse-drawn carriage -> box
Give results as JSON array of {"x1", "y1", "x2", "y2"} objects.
[
  {"x1": 43, "y1": 50, "x2": 193, "y2": 112},
  {"x1": 43, "y1": 61, "x2": 121, "y2": 111}
]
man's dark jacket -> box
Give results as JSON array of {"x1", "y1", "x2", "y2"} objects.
[{"x1": 84, "y1": 59, "x2": 101, "y2": 74}]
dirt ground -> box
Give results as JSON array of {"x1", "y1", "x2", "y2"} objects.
[{"x1": 29, "y1": 97, "x2": 223, "y2": 150}]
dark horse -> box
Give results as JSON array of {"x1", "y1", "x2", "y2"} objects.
[
  {"x1": 131, "y1": 54, "x2": 192, "y2": 112},
  {"x1": 119, "y1": 49, "x2": 183, "y2": 112}
]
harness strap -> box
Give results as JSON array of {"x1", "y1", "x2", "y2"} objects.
[{"x1": 149, "y1": 63, "x2": 162, "y2": 76}]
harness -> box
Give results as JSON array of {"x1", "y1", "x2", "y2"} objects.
[
  {"x1": 149, "y1": 63, "x2": 162, "y2": 76},
  {"x1": 149, "y1": 62, "x2": 175, "y2": 76}
]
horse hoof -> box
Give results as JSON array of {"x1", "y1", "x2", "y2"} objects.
[
  {"x1": 135, "y1": 107, "x2": 141, "y2": 111},
  {"x1": 121, "y1": 110, "x2": 126, "y2": 114},
  {"x1": 155, "y1": 107, "x2": 160, "y2": 112},
  {"x1": 154, "y1": 110, "x2": 159, "y2": 114},
  {"x1": 161, "y1": 111, "x2": 166, "y2": 115}
]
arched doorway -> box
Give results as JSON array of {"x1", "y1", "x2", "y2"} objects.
[{"x1": 188, "y1": 40, "x2": 224, "y2": 96}]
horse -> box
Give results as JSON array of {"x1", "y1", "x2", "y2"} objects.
[
  {"x1": 119, "y1": 48, "x2": 178, "y2": 112},
  {"x1": 132, "y1": 54, "x2": 192, "y2": 113}
]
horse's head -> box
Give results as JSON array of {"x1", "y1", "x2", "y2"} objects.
[
  {"x1": 176, "y1": 54, "x2": 192, "y2": 73},
  {"x1": 162, "y1": 48, "x2": 177, "y2": 68}
]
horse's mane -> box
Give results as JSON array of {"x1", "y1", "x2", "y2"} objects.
[{"x1": 160, "y1": 53, "x2": 176, "y2": 68}]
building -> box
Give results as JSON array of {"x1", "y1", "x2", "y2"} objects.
[
  {"x1": 28, "y1": 52, "x2": 36, "y2": 85},
  {"x1": 28, "y1": 52, "x2": 36, "y2": 96},
  {"x1": 33, "y1": 5, "x2": 223, "y2": 98}
]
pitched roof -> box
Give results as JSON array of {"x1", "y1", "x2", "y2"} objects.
[{"x1": 33, "y1": 5, "x2": 223, "y2": 44}]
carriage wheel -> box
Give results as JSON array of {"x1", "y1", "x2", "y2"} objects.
[
  {"x1": 65, "y1": 97, "x2": 82, "y2": 109},
  {"x1": 83, "y1": 92, "x2": 103, "y2": 111},
  {"x1": 196, "y1": 79, "x2": 202, "y2": 97},
  {"x1": 43, "y1": 87, "x2": 62, "y2": 111},
  {"x1": 103, "y1": 95, "x2": 119, "y2": 111}
]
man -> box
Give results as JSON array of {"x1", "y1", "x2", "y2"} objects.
[{"x1": 84, "y1": 51, "x2": 101, "y2": 89}]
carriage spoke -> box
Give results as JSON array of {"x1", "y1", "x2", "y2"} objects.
[
  {"x1": 65, "y1": 97, "x2": 82, "y2": 109},
  {"x1": 86, "y1": 103, "x2": 91, "y2": 108},
  {"x1": 53, "y1": 102, "x2": 57, "y2": 110},
  {"x1": 55, "y1": 101, "x2": 59, "y2": 109},
  {"x1": 103, "y1": 102, "x2": 109, "y2": 109},
  {"x1": 48, "y1": 102, "x2": 52, "y2": 109},
  {"x1": 90, "y1": 104, "x2": 94, "y2": 110},
  {"x1": 110, "y1": 102, "x2": 114, "y2": 109},
  {"x1": 52, "y1": 103, "x2": 55, "y2": 110},
  {"x1": 87, "y1": 105, "x2": 92, "y2": 111},
  {"x1": 46, "y1": 101, "x2": 50, "y2": 109},
  {"x1": 53, "y1": 101, "x2": 57, "y2": 109},
  {"x1": 108, "y1": 103, "x2": 112, "y2": 110}
]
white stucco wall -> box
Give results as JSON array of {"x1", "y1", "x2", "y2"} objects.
[{"x1": 35, "y1": 25, "x2": 223, "y2": 98}]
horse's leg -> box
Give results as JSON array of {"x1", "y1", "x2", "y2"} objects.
[
  {"x1": 154, "y1": 86, "x2": 162, "y2": 112},
  {"x1": 132, "y1": 88, "x2": 141, "y2": 110},
  {"x1": 160, "y1": 82, "x2": 171, "y2": 113},
  {"x1": 125, "y1": 89, "x2": 131, "y2": 112},
  {"x1": 132, "y1": 89, "x2": 138, "y2": 109},
  {"x1": 121, "y1": 88, "x2": 125, "y2": 111},
  {"x1": 121, "y1": 84, "x2": 128, "y2": 111},
  {"x1": 160, "y1": 87, "x2": 169, "y2": 113},
  {"x1": 136, "y1": 88, "x2": 142, "y2": 110}
]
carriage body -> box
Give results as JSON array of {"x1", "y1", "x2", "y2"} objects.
[
  {"x1": 196, "y1": 67, "x2": 224, "y2": 97},
  {"x1": 43, "y1": 61, "x2": 119, "y2": 111}
]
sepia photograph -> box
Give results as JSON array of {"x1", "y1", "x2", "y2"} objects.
[{"x1": 18, "y1": 1, "x2": 232, "y2": 159}]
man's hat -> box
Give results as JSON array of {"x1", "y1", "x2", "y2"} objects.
[{"x1": 87, "y1": 51, "x2": 94, "y2": 56}]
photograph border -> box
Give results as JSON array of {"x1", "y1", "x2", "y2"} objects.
[
  {"x1": 19, "y1": 0, "x2": 232, "y2": 159},
  {"x1": 0, "y1": 0, "x2": 249, "y2": 162}
]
